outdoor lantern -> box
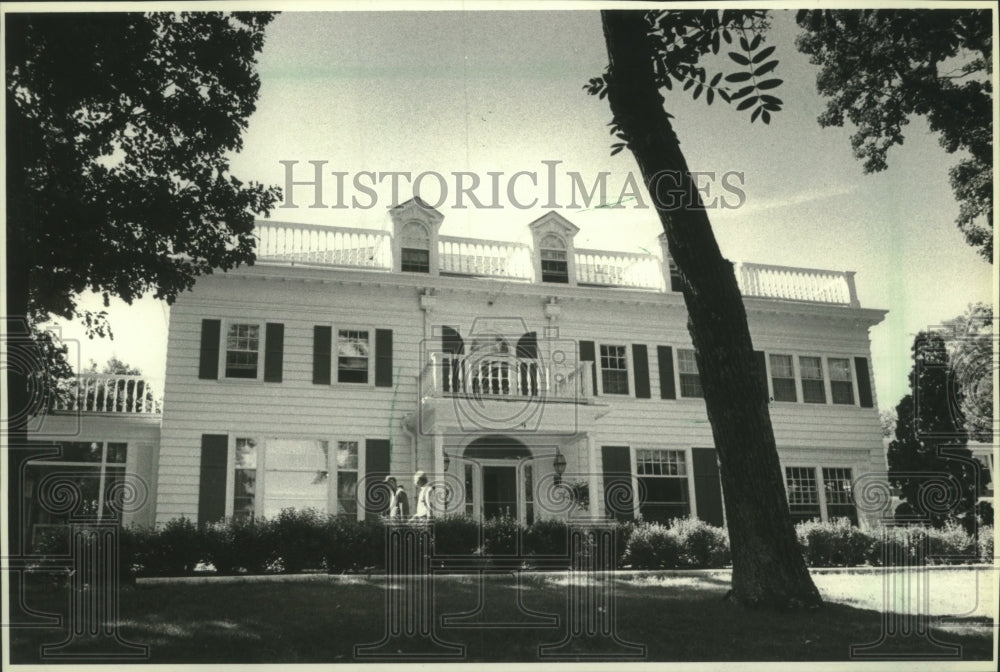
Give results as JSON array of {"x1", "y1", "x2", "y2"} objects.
[
  {"x1": 442, "y1": 450, "x2": 451, "y2": 471},
  {"x1": 553, "y1": 450, "x2": 567, "y2": 484}
]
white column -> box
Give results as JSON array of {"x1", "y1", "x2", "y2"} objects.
[{"x1": 586, "y1": 433, "x2": 600, "y2": 520}]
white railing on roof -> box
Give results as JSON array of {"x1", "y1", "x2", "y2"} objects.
[
  {"x1": 575, "y1": 248, "x2": 663, "y2": 290},
  {"x1": 737, "y1": 263, "x2": 859, "y2": 307},
  {"x1": 438, "y1": 236, "x2": 532, "y2": 279},
  {"x1": 421, "y1": 353, "x2": 592, "y2": 402},
  {"x1": 53, "y1": 374, "x2": 162, "y2": 414},
  {"x1": 255, "y1": 221, "x2": 391, "y2": 270}
]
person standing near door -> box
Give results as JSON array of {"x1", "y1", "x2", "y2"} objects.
[
  {"x1": 384, "y1": 476, "x2": 409, "y2": 519},
  {"x1": 412, "y1": 471, "x2": 432, "y2": 519}
]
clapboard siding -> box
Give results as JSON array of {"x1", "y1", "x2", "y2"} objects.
[{"x1": 155, "y1": 265, "x2": 886, "y2": 523}]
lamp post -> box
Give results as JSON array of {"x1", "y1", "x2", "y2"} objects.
[{"x1": 553, "y1": 450, "x2": 567, "y2": 485}]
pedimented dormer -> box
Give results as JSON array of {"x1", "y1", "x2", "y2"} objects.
[
  {"x1": 528, "y1": 212, "x2": 580, "y2": 286},
  {"x1": 390, "y1": 197, "x2": 444, "y2": 275}
]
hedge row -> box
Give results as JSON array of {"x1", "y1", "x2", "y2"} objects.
[{"x1": 35, "y1": 510, "x2": 994, "y2": 578}]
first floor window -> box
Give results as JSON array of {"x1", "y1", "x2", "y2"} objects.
[
  {"x1": 226, "y1": 323, "x2": 260, "y2": 378},
  {"x1": 23, "y1": 442, "x2": 128, "y2": 550},
  {"x1": 336, "y1": 441, "x2": 359, "y2": 517},
  {"x1": 770, "y1": 354, "x2": 797, "y2": 402},
  {"x1": 828, "y1": 358, "x2": 855, "y2": 405},
  {"x1": 636, "y1": 449, "x2": 690, "y2": 523},
  {"x1": 600, "y1": 344, "x2": 629, "y2": 395},
  {"x1": 822, "y1": 467, "x2": 858, "y2": 524},
  {"x1": 233, "y1": 438, "x2": 258, "y2": 522},
  {"x1": 523, "y1": 464, "x2": 535, "y2": 526},
  {"x1": 677, "y1": 349, "x2": 703, "y2": 398},
  {"x1": 800, "y1": 356, "x2": 826, "y2": 404},
  {"x1": 785, "y1": 466, "x2": 820, "y2": 523},
  {"x1": 337, "y1": 330, "x2": 370, "y2": 383}
]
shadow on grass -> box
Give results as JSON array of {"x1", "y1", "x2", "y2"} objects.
[{"x1": 8, "y1": 574, "x2": 993, "y2": 663}]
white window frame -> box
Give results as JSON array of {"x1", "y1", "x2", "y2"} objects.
[
  {"x1": 799, "y1": 355, "x2": 827, "y2": 404},
  {"x1": 769, "y1": 353, "x2": 798, "y2": 403},
  {"x1": 597, "y1": 342, "x2": 631, "y2": 396},
  {"x1": 333, "y1": 325, "x2": 375, "y2": 387},
  {"x1": 630, "y1": 446, "x2": 694, "y2": 522},
  {"x1": 782, "y1": 463, "x2": 860, "y2": 524},
  {"x1": 827, "y1": 356, "x2": 858, "y2": 406},
  {"x1": 676, "y1": 348, "x2": 703, "y2": 399},
  {"x1": 333, "y1": 436, "x2": 365, "y2": 521},
  {"x1": 220, "y1": 319, "x2": 266, "y2": 382}
]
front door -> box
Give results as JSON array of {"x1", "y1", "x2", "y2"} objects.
[{"x1": 482, "y1": 465, "x2": 518, "y2": 520}]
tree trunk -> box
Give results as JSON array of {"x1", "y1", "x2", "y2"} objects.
[{"x1": 601, "y1": 10, "x2": 821, "y2": 610}]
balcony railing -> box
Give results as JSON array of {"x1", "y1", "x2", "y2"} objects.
[
  {"x1": 438, "y1": 236, "x2": 532, "y2": 279},
  {"x1": 251, "y1": 220, "x2": 864, "y2": 307},
  {"x1": 575, "y1": 248, "x2": 663, "y2": 290},
  {"x1": 421, "y1": 354, "x2": 593, "y2": 402},
  {"x1": 737, "y1": 263, "x2": 859, "y2": 307},
  {"x1": 52, "y1": 374, "x2": 162, "y2": 414},
  {"x1": 256, "y1": 221, "x2": 392, "y2": 270}
]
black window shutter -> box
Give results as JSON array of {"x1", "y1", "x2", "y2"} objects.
[
  {"x1": 375, "y1": 329, "x2": 393, "y2": 388},
  {"x1": 754, "y1": 350, "x2": 767, "y2": 397},
  {"x1": 198, "y1": 319, "x2": 221, "y2": 380},
  {"x1": 632, "y1": 344, "x2": 651, "y2": 399},
  {"x1": 692, "y1": 447, "x2": 725, "y2": 527},
  {"x1": 855, "y1": 357, "x2": 874, "y2": 408},
  {"x1": 313, "y1": 326, "x2": 332, "y2": 385},
  {"x1": 264, "y1": 323, "x2": 284, "y2": 383},
  {"x1": 198, "y1": 434, "x2": 228, "y2": 526},
  {"x1": 364, "y1": 439, "x2": 392, "y2": 520},
  {"x1": 601, "y1": 445, "x2": 634, "y2": 521},
  {"x1": 579, "y1": 340, "x2": 598, "y2": 397},
  {"x1": 657, "y1": 345, "x2": 676, "y2": 399}
]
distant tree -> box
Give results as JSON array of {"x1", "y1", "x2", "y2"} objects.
[
  {"x1": 879, "y1": 409, "x2": 897, "y2": 439},
  {"x1": 84, "y1": 356, "x2": 144, "y2": 376},
  {"x1": 74, "y1": 357, "x2": 158, "y2": 413},
  {"x1": 796, "y1": 9, "x2": 993, "y2": 261},
  {"x1": 941, "y1": 302, "x2": 994, "y2": 443},
  {"x1": 5, "y1": 11, "x2": 282, "y2": 386},
  {"x1": 888, "y1": 332, "x2": 978, "y2": 529}
]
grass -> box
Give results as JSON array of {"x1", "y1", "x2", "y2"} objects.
[{"x1": 9, "y1": 570, "x2": 995, "y2": 663}]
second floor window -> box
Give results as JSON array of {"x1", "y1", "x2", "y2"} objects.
[
  {"x1": 337, "y1": 330, "x2": 370, "y2": 383},
  {"x1": 600, "y1": 344, "x2": 629, "y2": 395},
  {"x1": 677, "y1": 349, "x2": 703, "y2": 398},
  {"x1": 401, "y1": 248, "x2": 430, "y2": 273},
  {"x1": 800, "y1": 356, "x2": 826, "y2": 404},
  {"x1": 829, "y1": 358, "x2": 855, "y2": 405},
  {"x1": 540, "y1": 235, "x2": 569, "y2": 283},
  {"x1": 770, "y1": 354, "x2": 797, "y2": 402},
  {"x1": 226, "y1": 323, "x2": 260, "y2": 379}
]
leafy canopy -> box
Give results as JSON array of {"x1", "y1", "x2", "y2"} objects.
[
  {"x1": 6, "y1": 12, "x2": 283, "y2": 334},
  {"x1": 796, "y1": 9, "x2": 993, "y2": 261}
]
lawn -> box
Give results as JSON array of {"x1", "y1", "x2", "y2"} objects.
[{"x1": 8, "y1": 569, "x2": 995, "y2": 664}]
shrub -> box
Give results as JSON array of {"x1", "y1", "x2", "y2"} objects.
[
  {"x1": 623, "y1": 522, "x2": 679, "y2": 569},
  {"x1": 432, "y1": 515, "x2": 480, "y2": 557},
  {"x1": 795, "y1": 518, "x2": 869, "y2": 567},
  {"x1": 271, "y1": 508, "x2": 326, "y2": 573},
  {"x1": 669, "y1": 518, "x2": 731, "y2": 568},
  {"x1": 977, "y1": 526, "x2": 994, "y2": 562},
  {"x1": 202, "y1": 517, "x2": 276, "y2": 574},
  {"x1": 482, "y1": 515, "x2": 520, "y2": 556},
  {"x1": 927, "y1": 520, "x2": 977, "y2": 564},
  {"x1": 323, "y1": 516, "x2": 386, "y2": 573},
  {"x1": 137, "y1": 518, "x2": 202, "y2": 576},
  {"x1": 523, "y1": 518, "x2": 569, "y2": 558}
]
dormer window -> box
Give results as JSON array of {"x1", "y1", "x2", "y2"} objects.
[
  {"x1": 540, "y1": 235, "x2": 569, "y2": 283},
  {"x1": 400, "y1": 221, "x2": 430, "y2": 273}
]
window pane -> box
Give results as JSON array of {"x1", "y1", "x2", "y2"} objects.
[
  {"x1": 336, "y1": 441, "x2": 359, "y2": 470},
  {"x1": 800, "y1": 357, "x2": 823, "y2": 379},
  {"x1": 822, "y1": 468, "x2": 857, "y2": 525},
  {"x1": 60, "y1": 441, "x2": 104, "y2": 463},
  {"x1": 225, "y1": 324, "x2": 260, "y2": 378},
  {"x1": 770, "y1": 354, "x2": 796, "y2": 402},
  {"x1": 106, "y1": 443, "x2": 128, "y2": 464},
  {"x1": 401, "y1": 248, "x2": 430, "y2": 273},
  {"x1": 769, "y1": 354, "x2": 794, "y2": 378},
  {"x1": 337, "y1": 472, "x2": 358, "y2": 517},
  {"x1": 785, "y1": 467, "x2": 821, "y2": 522},
  {"x1": 337, "y1": 330, "x2": 370, "y2": 383},
  {"x1": 599, "y1": 345, "x2": 629, "y2": 395},
  {"x1": 802, "y1": 380, "x2": 826, "y2": 404},
  {"x1": 828, "y1": 358, "x2": 852, "y2": 381},
  {"x1": 831, "y1": 381, "x2": 855, "y2": 405},
  {"x1": 677, "y1": 349, "x2": 698, "y2": 374}
]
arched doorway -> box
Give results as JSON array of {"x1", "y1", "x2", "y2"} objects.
[{"x1": 462, "y1": 436, "x2": 534, "y2": 523}]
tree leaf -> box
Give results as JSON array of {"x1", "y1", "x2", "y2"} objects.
[
  {"x1": 722, "y1": 29, "x2": 732, "y2": 44},
  {"x1": 706, "y1": 88, "x2": 714, "y2": 105},
  {"x1": 757, "y1": 78, "x2": 783, "y2": 90},
  {"x1": 725, "y1": 71, "x2": 753, "y2": 83},
  {"x1": 760, "y1": 94, "x2": 783, "y2": 105},
  {"x1": 684, "y1": 78, "x2": 695, "y2": 91},
  {"x1": 737, "y1": 96, "x2": 759, "y2": 111},
  {"x1": 693, "y1": 84, "x2": 703, "y2": 100},
  {"x1": 751, "y1": 106, "x2": 762, "y2": 123},
  {"x1": 728, "y1": 51, "x2": 750, "y2": 66},
  {"x1": 610, "y1": 143, "x2": 625, "y2": 156},
  {"x1": 740, "y1": 36, "x2": 750, "y2": 51},
  {"x1": 730, "y1": 85, "x2": 755, "y2": 100},
  {"x1": 751, "y1": 45, "x2": 776, "y2": 63},
  {"x1": 710, "y1": 72, "x2": 723, "y2": 87},
  {"x1": 761, "y1": 109, "x2": 771, "y2": 124},
  {"x1": 752, "y1": 60, "x2": 779, "y2": 77},
  {"x1": 711, "y1": 31, "x2": 720, "y2": 54},
  {"x1": 718, "y1": 89, "x2": 731, "y2": 103},
  {"x1": 750, "y1": 33, "x2": 762, "y2": 51}
]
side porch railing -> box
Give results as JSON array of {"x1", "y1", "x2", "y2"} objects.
[{"x1": 52, "y1": 374, "x2": 162, "y2": 414}]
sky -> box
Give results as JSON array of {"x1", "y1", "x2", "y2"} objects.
[{"x1": 53, "y1": 6, "x2": 995, "y2": 412}]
